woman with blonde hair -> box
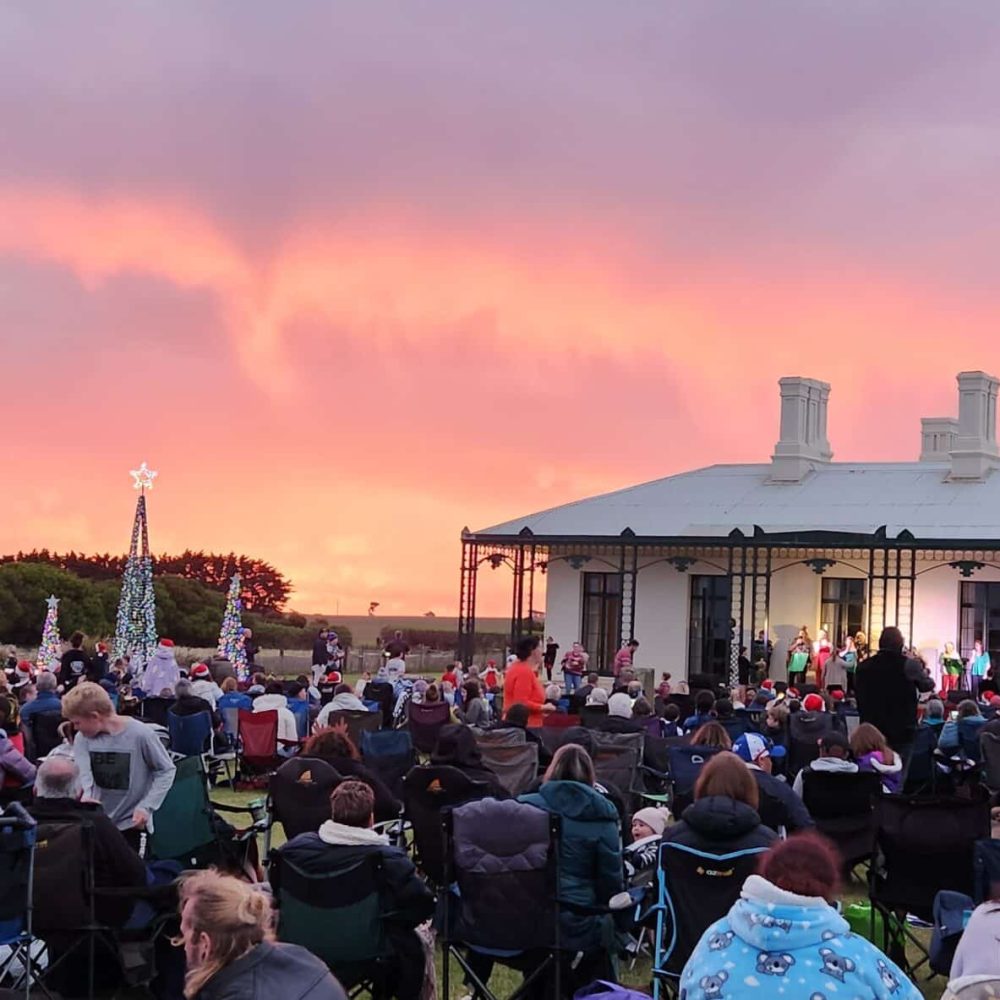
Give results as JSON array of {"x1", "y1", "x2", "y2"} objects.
[
  {"x1": 689, "y1": 721, "x2": 732, "y2": 750},
  {"x1": 177, "y1": 869, "x2": 345, "y2": 999}
]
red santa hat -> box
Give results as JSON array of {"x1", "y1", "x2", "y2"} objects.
[
  {"x1": 158, "y1": 638, "x2": 175, "y2": 648},
  {"x1": 761, "y1": 679, "x2": 774, "y2": 690},
  {"x1": 191, "y1": 663, "x2": 211, "y2": 680},
  {"x1": 831, "y1": 689, "x2": 845, "y2": 701},
  {"x1": 325, "y1": 670, "x2": 342, "y2": 684},
  {"x1": 802, "y1": 692, "x2": 825, "y2": 712}
]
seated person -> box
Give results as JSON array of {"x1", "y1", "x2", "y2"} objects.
[
  {"x1": 792, "y1": 730, "x2": 858, "y2": 795},
  {"x1": 275, "y1": 780, "x2": 434, "y2": 1000},
  {"x1": 939, "y1": 699, "x2": 987, "y2": 755},
  {"x1": 0, "y1": 696, "x2": 35, "y2": 787},
  {"x1": 624, "y1": 806, "x2": 670, "y2": 885},
  {"x1": 600, "y1": 692, "x2": 644, "y2": 733},
  {"x1": 572, "y1": 672, "x2": 600, "y2": 714},
  {"x1": 660, "y1": 703, "x2": 682, "y2": 738},
  {"x1": 455, "y1": 679, "x2": 491, "y2": 728},
  {"x1": 430, "y1": 724, "x2": 508, "y2": 799},
  {"x1": 316, "y1": 683, "x2": 369, "y2": 726},
  {"x1": 217, "y1": 676, "x2": 253, "y2": 712},
  {"x1": 496, "y1": 703, "x2": 550, "y2": 765},
  {"x1": 170, "y1": 678, "x2": 223, "y2": 730},
  {"x1": 732, "y1": 733, "x2": 812, "y2": 833},
  {"x1": 189, "y1": 663, "x2": 223, "y2": 707},
  {"x1": 252, "y1": 681, "x2": 300, "y2": 748},
  {"x1": 20, "y1": 669, "x2": 61, "y2": 722},
  {"x1": 683, "y1": 691, "x2": 716, "y2": 733}
]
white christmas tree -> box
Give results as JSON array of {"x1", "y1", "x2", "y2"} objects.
[
  {"x1": 217, "y1": 572, "x2": 248, "y2": 680},
  {"x1": 37, "y1": 595, "x2": 61, "y2": 668}
]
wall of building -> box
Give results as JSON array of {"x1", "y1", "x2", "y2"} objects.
[
  {"x1": 633, "y1": 560, "x2": 691, "y2": 678},
  {"x1": 542, "y1": 558, "x2": 582, "y2": 662}
]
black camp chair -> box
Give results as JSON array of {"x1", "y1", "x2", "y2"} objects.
[
  {"x1": 363, "y1": 680, "x2": 395, "y2": 729},
  {"x1": 474, "y1": 742, "x2": 539, "y2": 798},
  {"x1": 324, "y1": 709, "x2": 383, "y2": 748},
  {"x1": 271, "y1": 848, "x2": 392, "y2": 996},
  {"x1": 869, "y1": 792, "x2": 991, "y2": 975},
  {"x1": 139, "y1": 697, "x2": 175, "y2": 728},
  {"x1": 442, "y1": 798, "x2": 561, "y2": 1000},
  {"x1": 402, "y1": 765, "x2": 492, "y2": 886},
  {"x1": 801, "y1": 769, "x2": 881, "y2": 872},
  {"x1": 904, "y1": 724, "x2": 940, "y2": 794},
  {"x1": 0, "y1": 802, "x2": 45, "y2": 997},
  {"x1": 24, "y1": 710, "x2": 63, "y2": 763},
  {"x1": 407, "y1": 701, "x2": 451, "y2": 755},
  {"x1": 360, "y1": 729, "x2": 417, "y2": 801},
  {"x1": 651, "y1": 839, "x2": 769, "y2": 995},
  {"x1": 265, "y1": 757, "x2": 342, "y2": 854}
]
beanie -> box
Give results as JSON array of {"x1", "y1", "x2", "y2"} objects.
[
  {"x1": 803, "y1": 693, "x2": 825, "y2": 712},
  {"x1": 632, "y1": 806, "x2": 671, "y2": 836}
]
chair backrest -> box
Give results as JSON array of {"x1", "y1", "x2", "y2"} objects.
[
  {"x1": 0, "y1": 803, "x2": 35, "y2": 939},
  {"x1": 27, "y1": 710, "x2": 64, "y2": 762},
  {"x1": 239, "y1": 709, "x2": 278, "y2": 767},
  {"x1": 960, "y1": 719, "x2": 985, "y2": 762},
  {"x1": 475, "y1": 743, "x2": 539, "y2": 797},
  {"x1": 407, "y1": 701, "x2": 451, "y2": 754},
  {"x1": 905, "y1": 724, "x2": 939, "y2": 792},
  {"x1": 32, "y1": 817, "x2": 93, "y2": 932},
  {"x1": 593, "y1": 731, "x2": 644, "y2": 802},
  {"x1": 656, "y1": 840, "x2": 769, "y2": 977},
  {"x1": 363, "y1": 681, "x2": 395, "y2": 727},
  {"x1": 801, "y1": 769, "x2": 882, "y2": 821},
  {"x1": 270, "y1": 757, "x2": 342, "y2": 841},
  {"x1": 147, "y1": 755, "x2": 218, "y2": 864},
  {"x1": 167, "y1": 710, "x2": 213, "y2": 757},
  {"x1": 361, "y1": 729, "x2": 413, "y2": 760},
  {"x1": 787, "y1": 714, "x2": 834, "y2": 776},
  {"x1": 221, "y1": 705, "x2": 241, "y2": 740},
  {"x1": 446, "y1": 798, "x2": 559, "y2": 951},
  {"x1": 983, "y1": 732, "x2": 1000, "y2": 792},
  {"x1": 667, "y1": 745, "x2": 722, "y2": 799},
  {"x1": 542, "y1": 713, "x2": 582, "y2": 729},
  {"x1": 140, "y1": 697, "x2": 175, "y2": 728},
  {"x1": 286, "y1": 700, "x2": 311, "y2": 740},
  {"x1": 872, "y1": 793, "x2": 992, "y2": 919},
  {"x1": 402, "y1": 765, "x2": 492, "y2": 885},
  {"x1": 579, "y1": 705, "x2": 609, "y2": 729},
  {"x1": 326, "y1": 709, "x2": 383, "y2": 748},
  {"x1": 474, "y1": 728, "x2": 526, "y2": 749},
  {"x1": 274, "y1": 849, "x2": 385, "y2": 966}
]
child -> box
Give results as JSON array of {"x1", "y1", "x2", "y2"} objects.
[
  {"x1": 850, "y1": 722, "x2": 903, "y2": 793},
  {"x1": 624, "y1": 807, "x2": 671, "y2": 884},
  {"x1": 61, "y1": 681, "x2": 176, "y2": 841},
  {"x1": 660, "y1": 703, "x2": 682, "y2": 737}
]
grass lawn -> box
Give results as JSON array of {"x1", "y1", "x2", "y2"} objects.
[{"x1": 210, "y1": 785, "x2": 947, "y2": 999}]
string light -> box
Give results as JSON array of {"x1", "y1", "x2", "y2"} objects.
[
  {"x1": 217, "y1": 572, "x2": 248, "y2": 681},
  {"x1": 36, "y1": 595, "x2": 61, "y2": 668},
  {"x1": 113, "y1": 465, "x2": 158, "y2": 667}
]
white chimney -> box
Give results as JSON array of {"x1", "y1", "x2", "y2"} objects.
[
  {"x1": 920, "y1": 417, "x2": 958, "y2": 463},
  {"x1": 769, "y1": 376, "x2": 833, "y2": 483},
  {"x1": 949, "y1": 370, "x2": 1000, "y2": 481}
]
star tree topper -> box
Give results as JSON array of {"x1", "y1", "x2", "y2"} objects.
[
  {"x1": 129, "y1": 462, "x2": 158, "y2": 492},
  {"x1": 46, "y1": 595, "x2": 59, "y2": 610}
]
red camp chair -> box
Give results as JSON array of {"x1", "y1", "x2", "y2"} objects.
[
  {"x1": 542, "y1": 713, "x2": 581, "y2": 729},
  {"x1": 238, "y1": 709, "x2": 296, "y2": 779}
]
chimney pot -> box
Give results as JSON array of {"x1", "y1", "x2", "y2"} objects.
[
  {"x1": 770, "y1": 376, "x2": 833, "y2": 482},
  {"x1": 948, "y1": 370, "x2": 1000, "y2": 480}
]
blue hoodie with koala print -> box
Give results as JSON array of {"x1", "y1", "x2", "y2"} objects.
[{"x1": 679, "y1": 874, "x2": 920, "y2": 1000}]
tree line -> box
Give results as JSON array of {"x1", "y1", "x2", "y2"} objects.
[{"x1": 0, "y1": 549, "x2": 291, "y2": 612}]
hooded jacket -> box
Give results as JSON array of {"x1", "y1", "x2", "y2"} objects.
[
  {"x1": 518, "y1": 779, "x2": 623, "y2": 951},
  {"x1": 430, "y1": 724, "x2": 508, "y2": 799},
  {"x1": 141, "y1": 647, "x2": 181, "y2": 696},
  {"x1": 316, "y1": 692, "x2": 368, "y2": 726},
  {"x1": 276, "y1": 822, "x2": 434, "y2": 930},
  {"x1": 856, "y1": 749, "x2": 903, "y2": 793},
  {"x1": 195, "y1": 939, "x2": 346, "y2": 1000},
  {"x1": 791, "y1": 756, "x2": 858, "y2": 796},
  {"x1": 252, "y1": 694, "x2": 299, "y2": 745},
  {"x1": 681, "y1": 873, "x2": 920, "y2": 1000},
  {"x1": 0, "y1": 730, "x2": 35, "y2": 786},
  {"x1": 661, "y1": 795, "x2": 777, "y2": 855}
]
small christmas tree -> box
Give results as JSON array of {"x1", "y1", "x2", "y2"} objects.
[
  {"x1": 37, "y1": 595, "x2": 61, "y2": 668},
  {"x1": 217, "y1": 572, "x2": 248, "y2": 680}
]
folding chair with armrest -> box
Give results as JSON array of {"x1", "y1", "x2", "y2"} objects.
[
  {"x1": 442, "y1": 798, "x2": 561, "y2": 1000},
  {"x1": 665, "y1": 745, "x2": 723, "y2": 816},
  {"x1": 800, "y1": 769, "x2": 881, "y2": 873},
  {"x1": 407, "y1": 701, "x2": 451, "y2": 755},
  {"x1": 360, "y1": 729, "x2": 417, "y2": 802},
  {"x1": 0, "y1": 802, "x2": 44, "y2": 999},
  {"x1": 474, "y1": 742, "x2": 539, "y2": 797},
  {"x1": 237, "y1": 709, "x2": 298, "y2": 781},
  {"x1": 24, "y1": 710, "x2": 63, "y2": 764},
  {"x1": 264, "y1": 756, "x2": 342, "y2": 857},
  {"x1": 324, "y1": 709, "x2": 383, "y2": 747}
]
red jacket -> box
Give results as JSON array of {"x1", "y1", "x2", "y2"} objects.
[{"x1": 503, "y1": 661, "x2": 546, "y2": 727}]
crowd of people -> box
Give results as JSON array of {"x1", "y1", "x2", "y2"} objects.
[{"x1": 1, "y1": 622, "x2": 998, "y2": 999}]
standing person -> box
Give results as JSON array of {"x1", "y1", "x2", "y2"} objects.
[
  {"x1": 384, "y1": 631, "x2": 409, "y2": 660},
  {"x1": 823, "y1": 647, "x2": 849, "y2": 694},
  {"x1": 141, "y1": 638, "x2": 181, "y2": 696},
  {"x1": 61, "y1": 681, "x2": 176, "y2": 844},
  {"x1": 970, "y1": 639, "x2": 991, "y2": 699},
  {"x1": 242, "y1": 628, "x2": 258, "y2": 671},
  {"x1": 88, "y1": 642, "x2": 110, "y2": 683},
  {"x1": 543, "y1": 636, "x2": 559, "y2": 682},
  {"x1": 787, "y1": 629, "x2": 811, "y2": 689},
  {"x1": 177, "y1": 869, "x2": 347, "y2": 1000},
  {"x1": 311, "y1": 630, "x2": 329, "y2": 686},
  {"x1": 59, "y1": 631, "x2": 92, "y2": 692},
  {"x1": 613, "y1": 638, "x2": 640, "y2": 679},
  {"x1": 855, "y1": 630, "x2": 870, "y2": 662},
  {"x1": 560, "y1": 641, "x2": 589, "y2": 696},
  {"x1": 841, "y1": 635, "x2": 859, "y2": 694},
  {"x1": 940, "y1": 641, "x2": 964, "y2": 696},
  {"x1": 503, "y1": 636, "x2": 555, "y2": 727},
  {"x1": 812, "y1": 627, "x2": 832, "y2": 689},
  {"x1": 855, "y1": 626, "x2": 934, "y2": 772}
]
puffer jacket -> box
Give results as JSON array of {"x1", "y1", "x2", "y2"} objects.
[
  {"x1": 0, "y1": 731, "x2": 35, "y2": 786},
  {"x1": 856, "y1": 749, "x2": 903, "y2": 793},
  {"x1": 681, "y1": 873, "x2": 920, "y2": 1000},
  {"x1": 661, "y1": 795, "x2": 777, "y2": 855},
  {"x1": 195, "y1": 940, "x2": 346, "y2": 1000},
  {"x1": 518, "y1": 779, "x2": 623, "y2": 951}
]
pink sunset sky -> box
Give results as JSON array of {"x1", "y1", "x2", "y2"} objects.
[{"x1": 4, "y1": 3, "x2": 1000, "y2": 615}]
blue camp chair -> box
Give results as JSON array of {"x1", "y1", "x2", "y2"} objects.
[
  {"x1": 0, "y1": 802, "x2": 44, "y2": 997},
  {"x1": 286, "y1": 699, "x2": 310, "y2": 740},
  {"x1": 167, "y1": 710, "x2": 213, "y2": 757}
]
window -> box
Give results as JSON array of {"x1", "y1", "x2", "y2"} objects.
[
  {"x1": 820, "y1": 578, "x2": 866, "y2": 646},
  {"x1": 688, "y1": 575, "x2": 732, "y2": 679},
  {"x1": 960, "y1": 582, "x2": 1000, "y2": 665},
  {"x1": 581, "y1": 573, "x2": 621, "y2": 674}
]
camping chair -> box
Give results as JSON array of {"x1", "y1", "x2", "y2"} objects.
[
  {"x1": 287, "y1": 700, "x2": 311, "y2": 740},
  {"x1": 869, "y1": 792, "x2": 991, "y2": 976},
  {"x1": 271, "y1": 848, "x2": 391, "y2": 996},
  {"x1": 167, "y1": 710, "x2": 213, "y2": 757},
  {"x1": 407, "y1": 701, "x2": 451, "y2": 755},
  {"x1": 264, "y1": 757, "x2": 342, "y2": 855},
  {"x1": 147, "y1": 756, "x2": 264, "y2": 875},
  {"x1": 541, "y1": 713, "x2": 581, "y2": 730},
  {"x1": 981, "y1": 731, "x2": 1000, "y2": 793},
  {"x1": 593, "y1": 731, "x2": 645, "y2": 810},
  {"x1": 139, "y1": 697, "x2": 175, "y2": 728},
  {"x1": 220, "y1": 705, "x2": 241, "y2": 743},
  {"x1": 579, "y1": 705, "x2": 609, "y2": 729},
  {"x1": 475, "y1": 728, "x2": 526, "y2": 749},
  {"x1": 360, "y1": 729, "x2": 417, "y2": 801},
  {"x1": 666, "y1": 744, "x2": 723, "y2": 816},
  {"x1": 787, "y1": 714, "x2": 834, "y2": 777},
  {"x1": 538, "y1": 726, "x2": 574, "y2": 759},
  {"x1": 651, "y1": 839, "x2": 769, "y2": 997},
  {"x1": 325, "y1": 709, "x2": 383, "y2": 747},
  {"x1": 237, "y1": 709, "x2": 297, "y2": 781},
  {"x1": 0, "y1": 802, "x2": 45, "y2": 999},
  {"x1": 800, "y1": 769, "x2": 881, "y2": 873},
  {"x1": 475, "y1": 742, "x2": 539, "y2": 797},
  {"x1": 441, "y1": 798, "x2": 561, "y2": 1000},
  {"x1": 973, "y1": 838, "x2": 1000, "y2": 903},
  {"x1": 904, "y1": 724, "x2": 940, "y2": 794},
  {"x1": 363, "y1": 680, "x2": 395, "y2": 728},
  {"x1": 402, "y1": 765, "x2": 492, "y2": 886},
  {"x1": 24, "y1": 710, "x2": 63, "y2": 763}
]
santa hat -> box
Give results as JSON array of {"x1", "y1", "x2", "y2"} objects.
[
  {"x1": 96, "y1": 642, "x2": 108, "y2": 654},
  {"x1": 325, "y1": 670, "x2": 342, "y2": 684},
  {"x1": 631, "y1": 806, "x2": 671, "y2": 836},
  {"x1": 761, "y1": 679, "x2": 774, "y2": 690},
  {"x1": 158, "y1": 638, "x2": 175, "y2": 649},
  {"x1": 802, "y1": 692, "x2": 825, "y2": 712},
  {"x1": 191, "y1": 663, "x2": 211, "y2": 680},
  {"x1": 831, "y1": 689, "x2": 845, "y2": 701}
]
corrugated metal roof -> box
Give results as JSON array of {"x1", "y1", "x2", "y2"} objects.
[{"x1": 474, "y1": 462, "x2": 1000, "y2": 541}]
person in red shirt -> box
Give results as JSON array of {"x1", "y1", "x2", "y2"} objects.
[
  {"x1": 503, "y1": 637, "x2": 555, "y2": 728},
  {"x1": 613, "y1": 639, "x2": 640, "y2": 678}
]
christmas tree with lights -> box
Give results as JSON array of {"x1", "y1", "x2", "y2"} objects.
[
  {"x1": 113, "y1": 463, "x2": 159, "y2": 668},
  {"x1": 36, "y1": 595, "x2": 61, "y2": 668},
  {"x1": 217, "y1": 572, "x2": 248, "y2": 680}
]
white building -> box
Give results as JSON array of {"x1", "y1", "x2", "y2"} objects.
[{"x1": 459, "y1": 371, "x2": 1000, "y2": 684}]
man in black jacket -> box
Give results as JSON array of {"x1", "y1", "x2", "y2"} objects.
[
  {"x1": 275, "y1": 781, "x2": 434, "y2": 1000},
  {"x1": 856, "y1": 625, "x2": 935, "y2": 766}
]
